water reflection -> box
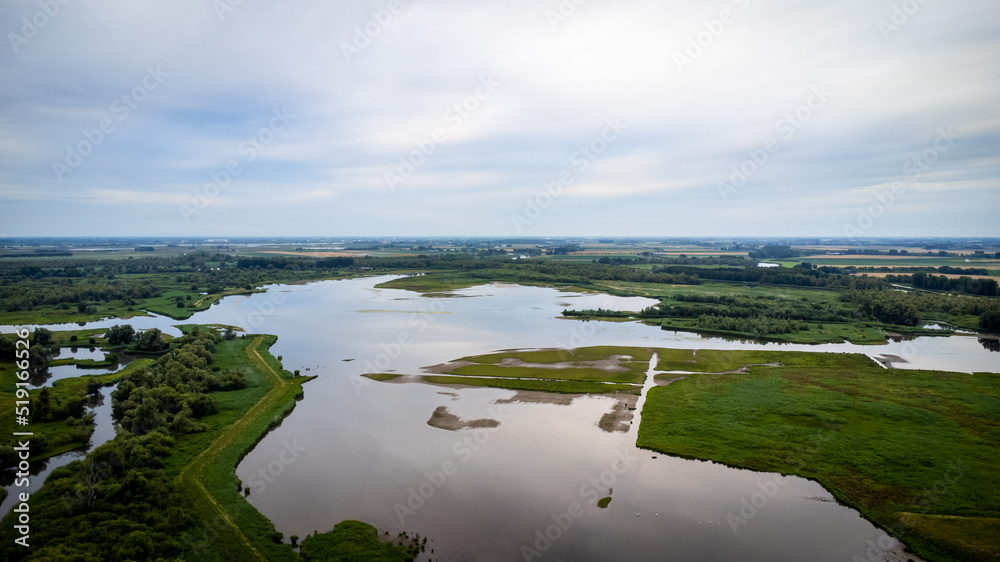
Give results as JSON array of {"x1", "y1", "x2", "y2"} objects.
[
  {"x1": 3, "y1": 277, "x2": 993, "y2": 560},
  {"x1": 0, "y1": 386, "x2": 116, "y2": 517},
  {"x1": 980, "y1": 338, "x2": 1000, "y2": 353}
]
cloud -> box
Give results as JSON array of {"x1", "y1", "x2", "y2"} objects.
[{"x1": 0, "y1": 0, "x2": 997, "y2": 236}]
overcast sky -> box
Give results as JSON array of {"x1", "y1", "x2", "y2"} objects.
[{"x1": 1, "y1": 0, "x2": 998, "y2": 237}]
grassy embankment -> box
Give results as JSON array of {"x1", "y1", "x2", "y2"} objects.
[
  {"x1": 158, "y1": 333, "x2": 308, "y2": 561},
  {"x1": 170, "y1": 333, "x2": 418, "y2": 561},
  {"x1": 1, "y1": 330, "x2": 415, "y2": 560},
  {"x1": 369, "y1": 346, "x2": 652, "y2": 394},
  {"x1": 639, "y1": 349, "x2": 1000, "y2": 562},
  {"x1": 168, "y1": 333, "x2": 419, "y2": 561}
]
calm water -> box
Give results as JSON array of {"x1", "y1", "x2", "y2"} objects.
[
  {"x1": 0, "y1": 386, "x2": 115, "y2": 516},
  {"x1": 5, "y1": 276, "x2": 998, "y2": 560}
]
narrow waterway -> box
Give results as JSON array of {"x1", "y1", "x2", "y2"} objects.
[{"x1": 0, "y1": 386, "x2": 116, "y2": 517}]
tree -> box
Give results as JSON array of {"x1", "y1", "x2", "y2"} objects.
[
  {"x1": 33, "y1": 327, "x2": 54, "y2": 346},
  {"x1": 106, "y1": 324, "x2": 136, "y2": 346},
  {"x1": 0, "y1": 336, "x2": 14, "y2": 360},
  {"x1": 980, "y1": 306, "x2": 1000, "y2": 333},
  {"x1": 133, "y1": 328, "x2": 168, "y2": 352},
  {"x1": 86, "y1": 376, "x2": 103, "y2": 395}
]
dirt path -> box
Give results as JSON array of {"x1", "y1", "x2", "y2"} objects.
[{"x1": 176, "y1": 335, "x2": 290, "y2": 562}]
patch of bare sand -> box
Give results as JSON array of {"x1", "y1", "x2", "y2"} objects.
[
  {"x1": 427, "y1": 406, "x2": 501, "y2": 431},
  {"x1": 493, "y1": 391, "x2": 582, "y2": 405},
  {"x1": 598, "y1": 394, "x2": 638, "y2": 433}
]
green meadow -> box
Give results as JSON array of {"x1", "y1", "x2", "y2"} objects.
[{"x1": 638, "y1": 349, "x2": 1000, "y2": 562}]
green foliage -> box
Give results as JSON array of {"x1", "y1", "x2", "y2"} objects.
[
  {"x1": 422, "y1": 375, "x2": 641, "y2": 395},
  {"x1": 299, "y1": 520, "x2": 416, "y2": 561},
  {"x1": 0, "y1": 432, "x2": 195, "y2": 561},
  {"x1": 112, "y1": 327, "x2": 244, "y2": 436},
  {"x1": 130, "y1": 328, "x2": 168, "y2": 353},
  {"x1": 104, "y1": 324, "x2": 135, "y2": 346},
  {"x1": 980, "y1": 303, "x2": 1000, "y2": 333}
]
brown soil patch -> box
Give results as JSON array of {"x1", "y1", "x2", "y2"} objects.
[
  {"x1": 598, "y1": 394, "x2": 638, "y2": 433},
  {"x1": 493, "y1": 391, "x2": 581, "y2": 405},
  {"x1": 427, "y1": 406, "x2": 500, "y2": 431}
]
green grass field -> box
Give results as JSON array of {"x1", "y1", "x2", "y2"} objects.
[
  {"x1": 168, "y1": 334, "x2": 309, "y2": 561},
  {"x1": 421, "y1": 375, "x2": 642, "y2": 395},
  {"x1": 638, "y1": 349, "x2": 1000, "y2": 562},
  {"x1": 375, "y1": 272, "x2": 486, "y2": 294},
  {"x1": 365, "y1": 346, "x2": 654, "y2": 394}
]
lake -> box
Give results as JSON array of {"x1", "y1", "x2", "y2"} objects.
[{"x1": 5, "y1": 275, "x2": 998, "y2": 560}]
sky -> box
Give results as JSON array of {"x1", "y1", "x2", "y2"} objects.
[{"x1": 1, "y1": 0, "x2": 998, "y2": 238}]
